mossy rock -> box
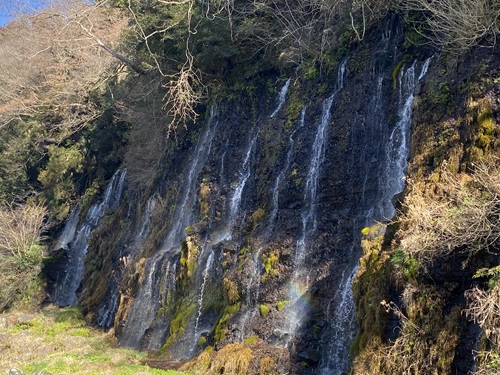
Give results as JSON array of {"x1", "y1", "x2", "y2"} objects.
[
  {"x1": 259, "y1": 304, "x2": 270, "y2": 317},
  {"x1": 276, "y1": 300, "x2": 288, "y2": 311}
]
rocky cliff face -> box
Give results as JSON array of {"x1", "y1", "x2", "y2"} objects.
[{"x1": 46, "y1": 13, "x2": 499, "y2": 375}]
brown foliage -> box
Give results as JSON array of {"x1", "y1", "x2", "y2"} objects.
[
  {"x1": 0, "y1": 1, "x2": 127, "y2": 138},
  {"x1": 397, "y1": 158, "x2": 500, "y2": 264}
]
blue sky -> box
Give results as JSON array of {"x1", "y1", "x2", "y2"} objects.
[{"x1": 0, "y1": 1, "x2": 49, "y2": 26}]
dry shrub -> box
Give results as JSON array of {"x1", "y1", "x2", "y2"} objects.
[
  {"x1": 258, "y1": 356, "x2": 275, "y2": 374},
  {"x1": 0, "y1": 202, "x2": 47, "y2": 311},
  {"x1": 397, "y1": 158, "x2": 500, "y2": 264},
  {"x1": 223, "y1": 277, "x2": 239, "y2": 305},
  {"x1": 210, "y1": 343, "x2": 254, "y2": 375},
  {"x1": 401, "y1": 0, "x2": 500, "y2": 51},
  {"x1": 351, "y1": 299, "x2": 460, "y2": 375},
  {"x1": 466, "y1": 285, "x2": 500, "y2": 347},
  {"x1": 465, "y1": 285, "x2": 500, "y2": 374}
]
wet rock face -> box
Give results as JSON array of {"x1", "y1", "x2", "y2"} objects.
[{"x1": 54, "y1": 14, "x2": 440, "y2": 375}]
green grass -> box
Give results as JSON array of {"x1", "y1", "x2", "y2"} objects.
[{"x1": 0, "y1": 306, "x2": 187, "y2": 375}]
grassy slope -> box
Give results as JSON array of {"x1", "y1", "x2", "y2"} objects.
[{"x1": 0, "y1": 306, "x2": 186, "y2": 375}]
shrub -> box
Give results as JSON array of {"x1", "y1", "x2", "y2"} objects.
[
  {"x1": 397, "y1": 158, "x2": 500, "y2": 264},
  {"x1": 0, "y1": 202, "x2": 47, "y2": 311}
]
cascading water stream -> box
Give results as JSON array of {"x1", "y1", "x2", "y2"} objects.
[
  {"x1": 120, "y1": 108, "x2": 219, "y2": 349},
  {"x1": 378, "y1": 57, "x2": 431, "y2": 220},
  {"x1": 54, "y1": 207, "x2": 80, "y2": 251},
  {"x1": 270, "y1": 78, "x2": 291, "y2": 118},
  {"x1": 228, "y1": 134, "x2": 257, "y2": 229},
  {"x1": 120, "y1": 257, "x2": 165, "y2": 348},
  {"x1": 239, "y1": 107, "x2": 307, "y2": 340},
  {"x1": 193, "y1": 251, "x2": 215, "y2": 341},
  {"x1": 52, "y1": 169, "x2": 127, "y2": 307},
  {"x1": 295, "y1": 61, "x2": 346, "y2": 269},
  {"x1": 281, "y1": 61, "x2": 347, "y2": 342},
  {"x1": 319, "y1": 57, "x2": 431, "y2": 375},
  {"x1": 95, "y1": 195, "x2": 158, "y2": 328}
]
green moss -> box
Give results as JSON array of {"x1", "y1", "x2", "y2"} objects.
[
  {"x1": 262, "y1": 251, "x2": 279, "y2": 275},
  {"x1": 276, "y1": 300, "x2": 288, "y2": 311},
  {"x1": 54, "y1": 307, "x2": 84, "y2": 323},
  {"x1": 214, "y1": 303, "x2": 240, "y2": 344},
  {"x1": 285, "y1": 94, "x2": 305, "y2": 130},
  {"x1": 162, "y1": 302, "x2": 197, "y2": 351},
  {"x1": 392, "y1": 55, "x2": 413, "y2": 89},
  {"x1": 259, "y1": 304, "x2": 270, "y2": 317},
  {"x1": 475, "y1": 100, "x2": 495, "y2": 152},
  {"x1": 243, "y1": 335, "x2": 258, "y2": 345},
  {"x1": 312, "y1": 326, "x2": 322, "y2": 335},
  {"x1": 197, "y1": 336, "x2": 207, "y2": 346}
]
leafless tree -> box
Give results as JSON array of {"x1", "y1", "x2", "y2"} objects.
[
  {"x1": 0, "y1": 1, "x2": 128, "y2": 141},
  {"x1": 401, "y1": 0, "x2": 500, "y2": 51}
]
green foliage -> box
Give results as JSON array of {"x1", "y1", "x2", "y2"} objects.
[
  {"x1": 0, "y1": 119, "x2": 45, "y2": 203},
  {"x1": 163, "y1": 302, "x2": 197, "y2": 350},
  {"x1": 197, "y1": 336, "x2": 207, "y2": 346},
  {"x1": 0, "y1": 202, "x2": 47, "y2": 311},
  {"x1": 425, "y1": 80, "x2": 453, "y2": 107},
  {"x1": 474, "y1": 265, "x2": 500, "y2": 288},
  {"x1": 261, "y1": 251, "x2": 279, "y2": 280},
  {"x1": 390, "y1": 250, "x2": 419, "y2": 280},
  {"x1": 38, "y1": 144, "x2": 85, "y2": 220}
]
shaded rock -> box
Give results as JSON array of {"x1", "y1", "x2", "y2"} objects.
[{"x1": 297, "y1": 349, "x2": 321, "y2": 365}]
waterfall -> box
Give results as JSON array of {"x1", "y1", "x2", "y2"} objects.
[
  {"x1": 228, "y1": 134, "x2": 256, "y2": 226},
  {"x1": 239, "y1": 108, "x2": 306, "y2": 340},
  {"x1": 163, "y1": 108, "x2": 219, "y2": 250},
  {"x1": 52, "y1": 169, "x2": 127, "y2": 307},
  {"x1": 282, "y1": 60, "x2": 347, "y2": 341},
  {"x1": 94, "y1": 195, "x2": 157, "y2": 329},
  {"x1": 54, "y1": 207, "x2": 80, "y2": 251},
  {"x1": 119, "y1": 256, "x2": 165, "y2": 348},
  {"x1": 137, "y1": 195, "x2": 156, "y2": 241},
  {"x1": 270, "y1": 107, "x2": 306, "y2": 225},
  {"x1": 378, "y1": 58, "x2": 431, "y2": 220},
  {"x1": 319, "y1": 57, "x2": 431, "y2": 375},
  {"x1": 295, "y1": 61, "x2": 347, "y2": 268},
  {"x1": 194, "y1": 251, "x2": 215, "y2": 341},
  {"x1": 270, "y1": 78, "x2": 291, "y2": 118},
  {"x1": 120, "y1": 109, "x2": 219, "y2": 349}
]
